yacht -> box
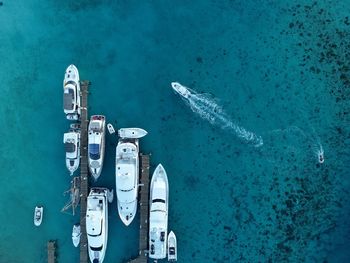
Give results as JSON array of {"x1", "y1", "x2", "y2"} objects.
[
  {"x1": 115, "y1": 138, "x2": 139, "y2": 226},
  {"x1": 86, "y1": 188, "x2": 109, "y2": 263},
  {"x1": 63, "y1": 65, "x2": 81, "y2": 120},
  {"x1": 63, "y1": 128, "x2": 80, "y2": 175},
  {"x1": 88, "y1": 115, "x2": 106, "y2": 180},
  {"x1": 149, "y1": 164, "x2": 169, "y2": 260},
  {"x1": 118, "y1": 128, "x2": 147, "y2": 139},
  {"x1": 167, "y1": 231, "x2": 177, "y2": 262},
  {"x1": 171, "y1": 82, "x2": 191, "y2": 99}
]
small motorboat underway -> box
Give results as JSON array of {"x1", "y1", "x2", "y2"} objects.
[
  {"x1": 34, "y1": 206, "x2": 43, "y2": 226},
  {"x1": 72, "y1": 224, "x2": 81, "y2": 247},
  {"x1": 118, "y1": 128, "x2": 148, "y2": 139},
  {"x1": 63, "y1": 65, "x2": 81, "y2": 120},
  {"x1": 86, "y1": 188, "x2": 109, "y2": 263},
  {"x1": 168, "y1": 231, "x2": 177, "y2": 262},
  {"x1": 171, "y1": 82, "x2": 191, "y2": 99},
  {"x1": 63, "y1": 128, "x2": 81, "y2": 175},
  {"x1": 149, "y1": 164, "x2": 169, "y2": 260},
  {"x1": 88, "y1": 115, "x2": 106, "y2": 180},
  {"x1": 107, "y1": 123, "x2": 116, "y2": 135},
  {"x1": 115, "y1": 138, "x2": 140, "y2": 226}
]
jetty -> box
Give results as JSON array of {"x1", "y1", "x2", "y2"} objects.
[
  {"x1": 47, "y1": 240, "x2": 57, "y2": 263},
  {"x1": 127, "y1": 154, "x2": 150, "y2": 263},
  {"x1": 79, "y1": 81, "x2": 90, "y2": 263}
]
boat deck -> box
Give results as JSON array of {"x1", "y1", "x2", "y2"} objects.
[
  {"x1": 47, "y1": 240, "x2": 56, "y2": 263},
  {"x1": 127, "y1": 154, "x2": 150, "y2": 263},
  {"x1": 79, "y1": 81, "x2": 90, "y2": 263}
]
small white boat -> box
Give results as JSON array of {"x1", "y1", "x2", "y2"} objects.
[
  {"x1": 107, "y1": 123, "x2": 115, "y2": 135},
  {"x1": 64, "y1": 129, "x2": 81, "y2": 175},
  {"x1": 107, "y1": 189, "x2": 114, "y2": 203},
  {"x1": 171, "y1": 82, "x2": 191, "y2": 99},
  {"x1": 168, "y1": 231, "x2": 177, "y2": 261},
  {"x1": 118, "y1": 128, "x2": 148, "y2": 139},
  {"x1": 63, "y1": 65, "x2": 81, "y2": 120},
  {"x1": 34, "y1": 206, "x2": 43, "y2": 226},
  {"x1": 72, "y1": 224, "x2": 81, "y2": 247}
]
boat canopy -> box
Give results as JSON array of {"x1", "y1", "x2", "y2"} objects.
[
  {"x1": 89, "y1": 144, "x2": 100, "y2": 160},
  {"x1": 65, "y1": 142, "x2": 76, "y2": 153},
  {"x1": 63, "y1": 91, "x2": 74, "y2": 110}
]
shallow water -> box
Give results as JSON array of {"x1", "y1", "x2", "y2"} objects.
[{"x1": 1, "y1": 1, "x2": 350, "y2": 262}]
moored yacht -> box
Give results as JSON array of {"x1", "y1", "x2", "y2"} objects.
[
  {"x1": 88, "y1": 115, "x2": 106, "y2": 180},
  {"x1": 86, "y1": 188, "x2": 109, "y2": 263},
  {"x1": 115, "y1": 138, "x2": 140, "y2": 226},
  {"x1": 149, "y1": 164, "x2": 169, "y2": 260},
  {"x1": 63, "y1": 65, "x2": 81, "y2": 120},
  {"x1": 63, "y1": 127, "x2": 81, "y2": 175}
]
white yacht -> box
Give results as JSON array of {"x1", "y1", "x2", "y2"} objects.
[
  {"x1": 88, "y1": 115, "x2": 106, "y2": 180},
  {"x1": 115, "y1": 138, "x2": 139, "y2": 226},
  {"x1": 171, "y1": 82, "x2": 191, "y2": 99},
  {"x1": 63, "y1": 65, "x2": 81, "y2": 120},
  {"x1": 168, "y1": 231, "x2": 177, "y2": 262},
  {"x1": 63, "y1": 128, "x2": 80, "y2": 175},
  {"x1": 118, "y1": 128, "x2": 147, "y2": 139},
  {"x1": 86, "y1": 188, "x2": 109, "y2": 263},
  {"x1": 149, "y1": 164, "x2": 169, "y2": 260}
]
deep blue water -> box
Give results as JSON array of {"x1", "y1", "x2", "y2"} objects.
[{"x1": 1, "y1": 1, "x2": 350, "y2": 262}]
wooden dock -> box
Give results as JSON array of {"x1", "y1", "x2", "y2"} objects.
[
  {"x1": 47, "y1": 240, "x2": 56, "y2": 263},
  {"x1": 79, "y1": 81, "x2": 90, "y2": 263},
  {"x1": 127, "y1": 154, "x2": 150, "y2": 263}
]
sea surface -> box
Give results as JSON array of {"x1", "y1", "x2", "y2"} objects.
[{"x1": 1, "y1": 0, "x2": 350, "y2": 262}]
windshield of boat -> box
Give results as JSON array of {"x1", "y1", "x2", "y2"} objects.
[{"x1": 89, "y1": 144, "x2": 100, "y2": 160}]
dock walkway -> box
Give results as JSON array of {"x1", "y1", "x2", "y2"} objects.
[
  {"x1": 79, "y1": 81, "x2": 90, "y2": 263},
  {"x1": 127, "y1": 154, "x2": 150, "y2": 263},
  {"x1": 47, "y1": 240, "x2": 56, "y2": 263}
]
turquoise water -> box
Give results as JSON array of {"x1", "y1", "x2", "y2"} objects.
[{"x1": 1, "y1": 0, "x2": 350, "y2": 262}]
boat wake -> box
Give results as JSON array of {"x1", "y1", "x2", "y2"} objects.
[{"x1": 178, "y1": 86, "x2": 263, "y2": 147}]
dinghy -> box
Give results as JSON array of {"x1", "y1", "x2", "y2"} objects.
[
  {"x1": 168, "y1": 231, "x2": 177, "y2": 261},
  {"x1": 34, "y1": 206, "x2": 43, "y2": 226},
  {"x1": 72, "y1": 224, "x2": 81, "y2": 247},
  {"x1": 118, "y1": 128, "x2": 147, "y2": 139},
  {"x1": 107, "y1": 123, "x2": 116, "y2": 135},
  {"x1": 107, "y1": 189, "x2": 114, "y2": 203}
]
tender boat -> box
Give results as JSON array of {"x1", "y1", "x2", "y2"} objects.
[
  {"x1": 34, "y1": 206, "x2": 43, "y2": 226},
  {"x1": 88, "y1": 115, "x2": 106, "y2": 180},
  {"x1": 118, "y1": 128, "x2": 148, "y2": 139},
  {"x1": 149, "y1": 164, "x2": 169, "y2": 260},
  {"x1": 115, "y1": 138, "x2": 140, "y2": 226},
  {"x1": 107, "y1": 123, "x2": 115, "y2": 135},
  {"x1": 171, "y1": 82, "x2": 191, "y2": 99},
  {"x1": 63, "y1": 65, "x2": 81, "y2": 120},
  {"x1": 63, "y1": 128, "x2": 81, "y2": 175},
  {"x1": 72, "y1": 224, "x2": 81, "y2": 247},
  {"x1": 168, "y1": 231, "x2": 177, "y2": 262},
  {"x1": 86, "y1": 188, "x2": 109, "y2": 263}
]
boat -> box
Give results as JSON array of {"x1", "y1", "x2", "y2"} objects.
[
  {"x1": 107, "y1": 123, "x2": 115, "y2": 135},
  {"x1": 115, "y1": 138, "x2": 140, "y2": 226},
  {"x1": 88, "y1": 115, "x2": 106, "y2": 180},
  {"x1": 63, "y1": 64, "x2": 81, "y2": 120},
  {"x1": 107, "y1": 189, "x2": 114, "y2": 203},
  {"x1": 72, "y1": 224, "x2": 81, "y2": 247},
  {"x1": 118, "y1": 128, "x2": 148, "y2": 139},
  {"x1": 34, "y1": 206, "x2": 43, "y2": 226},
  {"x1": 149, "y1": 164, "x2": 169, "y2": 260},
  {"x1": 167, "y1": 231, "x2": 177, "y2": 262},
  {"x1": 63, "y1": 128, "x2": 81, "y2": 175},
  {"x1": 171, "y1": 82, "x2": 191, "y2": 99},
  {"x1": 86, "y1": 188, "x2": 109, "y2": 263}
]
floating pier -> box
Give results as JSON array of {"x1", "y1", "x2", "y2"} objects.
[
  {"x1": 47, "y1": 240, "x2": 57, "y2": 263},
  {"x1": 127, "y1": 154, "x2": 150, "y2": 263},
  {"x1": 79, "y1": 81, "x2": 90, "y2": 263}
]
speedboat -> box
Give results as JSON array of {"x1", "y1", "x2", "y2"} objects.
[
  {"x1": 115, "y1": 138, "x2": 140, "y2": 226},
  {"x1": 149, "y1": 164, "x2": 169, "y2": 260},
  {"x1": 34, "y1": 206, "x2": 43, "y2": 226},
  {"x1": 63, "y1": 65, "x2": 81, "y2": 120},
  {"x1": 118, "y1": 128, "x2": 147, "y2": 139},
  {"x1": 168, "y1": 231, "x2": 177, "y2": 262},
  {"x1": 72, "y1": 224, "x2": 81, "y2": 247},
  {"x1": 107, "y1": 123, "x2": 115, "y2": 135},
  {"x1": 171, "y1": 82, "x2": 191, "y2": 99},
  {"x1": 63, "y1": 128, "x2": 80, "y2": 175},
  {"x1": 88, "y1": 115, "x2": 106, "y2": 180},
  {"x1": 86, "y1": 188, "x2": 109, "y2": 263}
]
